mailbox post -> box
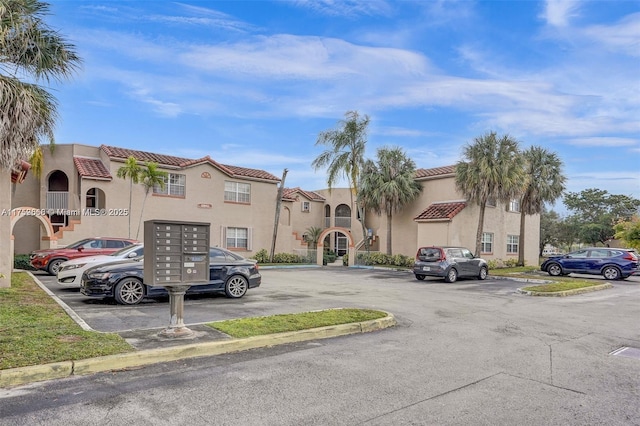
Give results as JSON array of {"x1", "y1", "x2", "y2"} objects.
[{"x1": 144, "y1": 220, "x2": 210, "y2": 338}]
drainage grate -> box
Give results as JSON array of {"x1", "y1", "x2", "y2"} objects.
[{"x1": 610, "y1": 346, "x2": 640, "y2": 360}]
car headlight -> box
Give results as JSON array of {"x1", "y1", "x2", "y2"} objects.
[
  {"x1": 87, "y1": 271, "x2": 111, "y2": 280},
  {"x1": 37, "y1": 254, "x2": 48, "y2": 258},
  {"x1": 64, "y1": 263, "x2": 86, "y2": 270}
]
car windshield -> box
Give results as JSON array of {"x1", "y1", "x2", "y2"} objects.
[{"x1": 110, "y1": 245, "x2": 142, "y2": 257}]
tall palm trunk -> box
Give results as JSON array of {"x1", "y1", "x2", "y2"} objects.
[
  {"x1": 518, "y1": 212, "x2": 526, "y2": 266},
  {"x1": 475, "y1": 204, "x2": 486, "y2": 256},
  {"x1": 135, "y1": 191, "x2": 150, "y2": 240},
  {"x1": 386, "y1": 211, "x2": 393, "y2": 255},
  {"x1": 128, "y1": 179, "x2": 133, "y2": 238}
]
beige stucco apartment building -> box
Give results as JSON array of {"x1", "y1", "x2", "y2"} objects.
[{"x1": 9, "y1": 143, "x2": 540, "y2": 266}]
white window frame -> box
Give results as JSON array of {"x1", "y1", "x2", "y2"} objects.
[
  {"x1": 507, "y1": 235, "x2": 519, "y2": 254},
  {"x1": 154, "y1": 173, "x2": 185, "y2": 197},
  {"x1": 508, "y1": 199, "x2": 520, "y2": 212},
  {"x1": 302, "y1": 201, "x2": 310, "y2": 212},
  {"x1": 224, "y1": 181, "x2": 251, "y2": 204},
  {"x1": 481, "y1": 232, "x2": 493, "y2": 254},
  {"x1": 221, "y1": 226, "x2": 253, "y2": 250}
]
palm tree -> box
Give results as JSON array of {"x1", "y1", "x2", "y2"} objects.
[
  {"x1": 135, "y1": 162, "x2": 168, "y2": 239},
  {"x1": 455, "y1": 131, "x2": 527, "y2": 256},
  {"x1": 0, "y1": 0, "x2": 80, "y2": 287},
  {"x1": 304, "y1": 226, "x2": 323, "y2": 250},
  {"x1": 311, "y1": 111, "x2": 370, "y2": 249},
  {"x1": 518, "y1": 146, "x2": 566, "y2": 266},
  {"x1": 360, "y1": 147, "x2": 422, "y2": 255},
  {"x1": 116, "y1": 156, "x2": 142, "y2": 238}
]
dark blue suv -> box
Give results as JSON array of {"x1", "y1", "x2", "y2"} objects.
[{"x1": 541, "y1": 247, "x2": 639, "y2": 280}]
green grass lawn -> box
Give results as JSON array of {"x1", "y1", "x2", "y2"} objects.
[
  {"x1": 208, "y1": 308, "x2": 387, "y2": 338},
  {"x1": 0, "y1": 272, "x2": 133, "y2": 370}
]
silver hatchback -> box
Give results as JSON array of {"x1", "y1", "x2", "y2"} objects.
[{"x1": 413, "y1": 246, "x2": 489, "y2": 283}]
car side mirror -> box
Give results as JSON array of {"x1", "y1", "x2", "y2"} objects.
[
  {"x1": 78, "y1": 247, "x2": 84, "y2": 252},
  {"x1": 128, "y1": 252, "x2": 137, "y2": 258}
]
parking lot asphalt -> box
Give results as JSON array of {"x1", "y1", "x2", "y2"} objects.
[{"x1": 2, "y1": 267, "x2": 640, "y2": 424}]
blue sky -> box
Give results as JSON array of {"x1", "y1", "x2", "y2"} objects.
[{"x1": 46, "y1": 0, "x2": 640, "y2": 208}]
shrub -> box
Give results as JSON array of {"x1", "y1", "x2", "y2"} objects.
[
  {"x1": 14, "y1": 255, "x2": 35, "y2": 271},
  {"x1": 273, "y1": 253, "x2": 302, "y2": 264},
  {"x1": 252, "y1": 249, "x2": 270, "y2": 264}
]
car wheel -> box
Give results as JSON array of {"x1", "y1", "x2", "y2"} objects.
[
  {"x1": 47, "y1": 259, "x2": 65, "y2": 275},
  {"x1": 547, "y1": 263, "x2": 562, "y2": 277},
  {"x1": 225, "y1": 275, "x2": 248, "y2": 298},
  {"x1": 415, "y1": 275, "x2": 425, "y2": 281},
  {"x1": 444, "y1": 268, "x2": 458, "y2": 283},
  {"x1": 114, "y1": 278, "x2": 145, "y2": 305},
  {"x1": 478, "y1": 266, "x2": 488, "y2": 280},
  {"x1": 602, "y1": 266, "x2": 621, "y2": 281}
]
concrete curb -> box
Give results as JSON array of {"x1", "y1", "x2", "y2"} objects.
[
  {"x1": 516, "y1": 283, "x2": 613, "y2": 297},
  {"x1": 0, "y1": 314, "x2": 396, "y2": 388}
]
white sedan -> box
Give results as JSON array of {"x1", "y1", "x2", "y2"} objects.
[{"x1": 57, "y1": 244, "x2": 144, "y2": 286}]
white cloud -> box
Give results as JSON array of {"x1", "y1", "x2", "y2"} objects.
[
  {"x1": 541, "y1": 0, "x2": 581, "y2": 27},
  {"x1": 567, "y1": 137, "x2": 639, "y2": 147},
  {"x1": 581, "y1": 12, "x2": 640, "y2": 57},
  {"x1": 293, "y1": 0, "x2": 393, "y2": 18}
]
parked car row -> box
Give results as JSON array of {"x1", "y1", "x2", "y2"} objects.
[{"x1": 38, "y1": 237, "x2": 637, "y2": 305}]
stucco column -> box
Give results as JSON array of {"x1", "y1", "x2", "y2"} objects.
[{"x1": 1, "y1": 170, "x2": 12, "y2": 288}]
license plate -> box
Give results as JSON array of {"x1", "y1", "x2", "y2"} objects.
[{"x1": 422, "y1": 266, "x2": 430, "y2": 271}]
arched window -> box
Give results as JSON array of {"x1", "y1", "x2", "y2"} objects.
[
  {"x1": 324, "y1": 204, "x2": 331, "y2": 228},
  {"x1": 335, "y1": 204, "x2": 351, "y2": 228}
]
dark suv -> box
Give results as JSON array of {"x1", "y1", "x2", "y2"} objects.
[
  {"x1": 413, "y1": 246, "x2": 489, "y2": 283},
  {"x1": 540, "y1": 247, "x2": 639, "y2": 280}
]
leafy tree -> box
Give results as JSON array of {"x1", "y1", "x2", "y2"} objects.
[
  {"x1": 614, "y1": 216, "x2": 640, "y2": 250},
  {"x1": 116, "y1": 156, "x2": 142, "y2": 238},
  {"x1": 304, "y1": 226, "x2": 323, "y2": 249},
  {"x1": 518, "y1": 146, "x2": 566, "y2": 265},
  {"x1": 311, "y1": 111, "x2": 370, "y2": 249},
  {"x1": 455, "y1": 131, "x2": 526, "y2": 256},
  {"x1": 563, "y1": 189, "x2": 640, "y2": 245},
  {"x1": 359, "y1": 147, "x2": 422, "y2": 255},
  {"x1": 539, "y1": 208, "x2": 561, "y2": 255},
  {"x1": 135, "y1": 162, "x2": 167, "y2": 239},
  {"x1": 557, "y1": 215, "x2": 581, "y2": 252},
  {"x1": 0, "y1": 0, "x2": 80, "y2": 287}
]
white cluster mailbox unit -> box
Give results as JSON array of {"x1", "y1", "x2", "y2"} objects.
[{"x1": 144, "y1": 220, "x2": 211, "y2": 337}]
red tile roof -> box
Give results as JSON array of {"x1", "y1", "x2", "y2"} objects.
[
  {"x1": 100, "y1": 145, "x2": 280, "y2": 182},
  {"x1": 73, "y1": 157, "x2": 112, "y2": 180},
  {"x1": 415, "y1": 165, "x2": 456, "y2": 179},
  {"x1": 282, "y1": 187, "x2": 326, "y2": 201},
  {"x1": 414, "y1": 201, "x2": 466, "y2": 221},
  {"x1": 10, "y1": 161, "x2": 30, "y2": 184}
]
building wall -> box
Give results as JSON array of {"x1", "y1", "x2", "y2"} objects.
[{"x1": 10, "y1": 144, "x2": 279, "y2": 256}]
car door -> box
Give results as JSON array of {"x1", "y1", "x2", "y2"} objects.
[
  {"x1": 585, "y1": 249, "x2": 610, "y2": 273},
  {"x1": 447, "y1": 248, "x2": 470, "y2": 276},
  {"x1": 561, "y1": 249, "x2": 589, "y2": 273},
  {"x1": 78, "y1": 239, "x2": 106, "y2": 257},
  {"x1": 460, "y1": 248, "x2": 480, "y2": 276},
  {"x1": 208, "y1": 248, "x2": 228, "y2": 289}
]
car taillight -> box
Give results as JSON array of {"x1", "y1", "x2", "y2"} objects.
[{"x1": 623, "y1": 252, "x2": 637, "y2": 261}]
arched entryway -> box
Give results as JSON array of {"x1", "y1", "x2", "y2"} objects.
[
  {"x1": 10, "y1": 207, "x2": 58, "y2": 259},
  {"x1": 316, "y1": 227, "x2": 355, "y2": 266}
]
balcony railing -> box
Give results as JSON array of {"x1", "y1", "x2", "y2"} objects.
[
  {"x1": 46, "y1": 191, "x2": 69, "y2": 211},
  {"x1": 334, "y1": 217, "x2": 351, "y2": 228}
]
